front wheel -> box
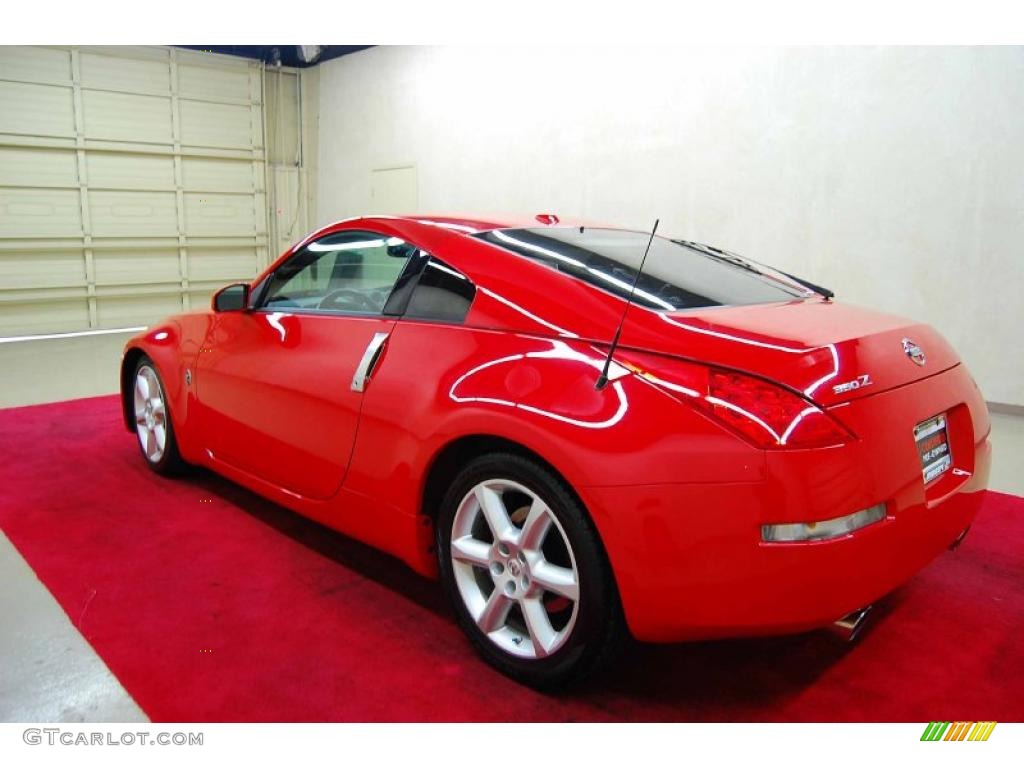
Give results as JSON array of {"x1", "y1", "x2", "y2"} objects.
[
  {"x1": 436, "y1": 453, "x2": 625, "y2": 688},
  {"x1": 131, "y1": 356, "x2": 186, "y2": 475}
]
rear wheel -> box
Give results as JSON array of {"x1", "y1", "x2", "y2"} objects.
[
  {"x1": 436, "y1": 453, "x2": 624, "y2": 688},
  {"x1": 132, "y1": 356, "x2": 186, "y2": 475}
]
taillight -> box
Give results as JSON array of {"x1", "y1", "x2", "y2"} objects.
[
  {"x1": 631, "y1": 360, "x2": 855, "y2": 449},
  {"x1": 706, "y1": 369, "x2": 854, "y2": 449}
]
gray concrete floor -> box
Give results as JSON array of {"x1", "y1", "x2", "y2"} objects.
[
  {"x1": 988, "y1": 411, "x2": 1024, "y2": 497},
  {"x1": 0, "y1": 330, "x2": 138, "y2": 409},
  {"x1": 0, "y1": 335, "x2": 1021, "y2": 721},
  {"x1": 0, "y1": 535, "x2": 147, "y2": 722}
]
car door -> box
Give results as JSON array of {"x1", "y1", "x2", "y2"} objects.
[{"x1": 194, "y1": 229, "x2": 421, "y2": 500}]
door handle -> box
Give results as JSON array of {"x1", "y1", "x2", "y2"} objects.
[{"x1": 351, "y1": 331, "x2": 390, "y2": 392}]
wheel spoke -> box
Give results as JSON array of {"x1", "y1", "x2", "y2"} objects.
[
  {"x1": 476, "y1": 589, "x2": 512, "y2": 633},
  {"x1": 521, "y1": 596, "x2": 557, "y2": 657},
  {"x1": 144, "y1": 428, "x2": 157, "y2": 459},
  {"x1": 531, "y1": 560, "x2": 579, "y2": 601},
  {"x1": 476, "y1": 485, "x2": 514, "y2": 542},
  {"x1": 135, "y1": 374, "x2": 150, "y2": 401},
  {"x1": 518, "y1": 498, "x2": 551, "y2": 551},
  {"x1": 154, "y1": 424, "x2": 166, "y2": 451},
  {"x1": 451, "y1": 536, "x2": 491, "y2": 568}
]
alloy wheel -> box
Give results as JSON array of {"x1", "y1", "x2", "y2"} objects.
[
  {"x1": 133, "y1": 364, "x2": 167, "y2": 464},
  {"x1": 450, "y1": 479, "x2": 580, "y2": 659}
]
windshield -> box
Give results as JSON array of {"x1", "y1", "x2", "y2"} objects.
[{"x1": 476, "y1": 227, "x2": 808, "y2": 311}]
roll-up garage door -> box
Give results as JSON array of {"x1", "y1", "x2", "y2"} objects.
[{"x1": 0, "y1": 45, "x2": 271, "y2": 336}]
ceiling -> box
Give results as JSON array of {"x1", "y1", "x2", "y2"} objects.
[{"x1": 177, "y1": 46, "x2": 373, "y2": 68}]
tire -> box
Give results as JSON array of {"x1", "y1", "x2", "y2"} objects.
[
  {"x1": 131, "y1": 355, "x2": 186, "y2": 476},
  {"x1": 436, "y1": 452, "x2": 625, "y2": 688}
]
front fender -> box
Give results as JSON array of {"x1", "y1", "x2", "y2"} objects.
[{"x1": 120, "y1": 313, "x2": 212, "y2": 462}]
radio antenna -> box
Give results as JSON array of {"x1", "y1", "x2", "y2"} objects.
[{"x1": 595, "y1": 218, "x2": 659, "y2": 390}]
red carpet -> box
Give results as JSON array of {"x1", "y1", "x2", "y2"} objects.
[{"x1": 1, "y1": 395, "x2": 1021, "y2": 722}]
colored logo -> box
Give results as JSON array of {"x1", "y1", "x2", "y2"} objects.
[{"x1": 920, "y1": 721, "x2": 997, "y2": 741}]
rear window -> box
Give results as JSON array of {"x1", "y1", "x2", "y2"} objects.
[{"x1": 476, "y1": 227, "x2": 807, "y2": 311}]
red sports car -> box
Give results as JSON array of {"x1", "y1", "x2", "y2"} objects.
[{"x1": 121, "y1": 214, "x2": 991, "y2": 687}]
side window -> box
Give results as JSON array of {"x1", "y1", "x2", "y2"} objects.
[
  {"x1": 404, "y1": 258, "x2": 476, "y2": 323},
  {"x1": 260, "y1": 230, "x2": 417, "y2": 315}
]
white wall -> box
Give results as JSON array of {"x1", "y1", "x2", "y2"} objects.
[{"x1": 318, "y1": 46, "x2": 1024, "y2": 407}]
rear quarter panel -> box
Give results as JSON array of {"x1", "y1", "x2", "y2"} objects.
[{"x1": 345, "y1": 320, "x2": 767, "y2": 571}]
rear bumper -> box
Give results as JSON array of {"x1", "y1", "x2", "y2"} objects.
[{"x1": 582, "y1": 364, "x2": 992, "y2": 643}]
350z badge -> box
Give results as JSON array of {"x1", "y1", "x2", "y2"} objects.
[{"x1": 833, "y1": 374, "x2": 873, "y2": 395}]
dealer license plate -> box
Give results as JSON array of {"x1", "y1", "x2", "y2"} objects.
[{"x1": 914, "y1": 413, "x2": 952, "y2": 484}]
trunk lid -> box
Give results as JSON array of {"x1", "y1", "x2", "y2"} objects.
[{"x1": 624, "y1": 298, "x2": 961, "y2": 407}]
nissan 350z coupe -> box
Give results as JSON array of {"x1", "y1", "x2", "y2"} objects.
[{"x1": 121, "y1": 214, "x2": 991, "y2": 687}]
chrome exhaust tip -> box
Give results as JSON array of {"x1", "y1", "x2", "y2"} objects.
[{"x1": 830, "y1": 604, "x2": 873, "y2": 643}]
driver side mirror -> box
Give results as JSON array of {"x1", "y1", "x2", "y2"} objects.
[{"x1": 213, "y1": 283, "x2": 250, "y2": 312}]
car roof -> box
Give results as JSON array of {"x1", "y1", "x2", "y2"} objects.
[
  {"x1": 323, "y1": 213, "x2": 600, "y2": 235},
  {"x1": 287, "y1": 213, "x2": 610, "y2": 262},
  {"x1": 401, "y1": 214, "x2": 525, "y2": 233},
  {"x1": 283, "y1": 213, "x2": 617, "y2": 288}
]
